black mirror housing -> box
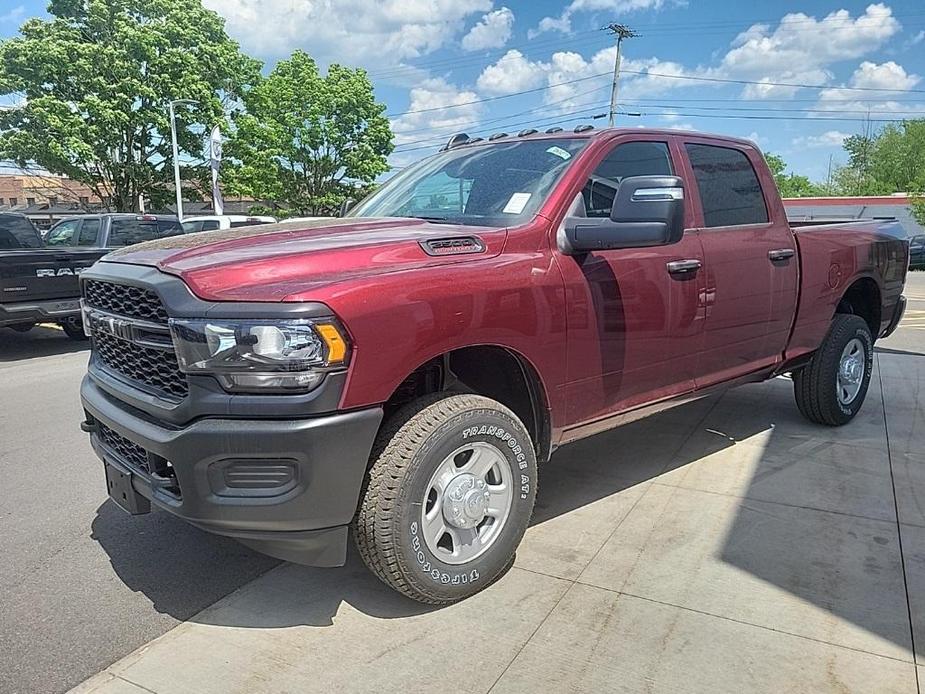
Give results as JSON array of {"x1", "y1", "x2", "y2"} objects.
[
  {"x1": 560, "y1": 175, "x2": 685, "y2": 254},
  {"x1": 339, "y1": 198, "x2": 356, "y2": 217}
]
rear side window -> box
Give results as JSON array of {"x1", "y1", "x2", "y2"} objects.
[
  {"x1": 685, "y1": 144, "x2": 769, "y2": 227},
  {"x1": 182, "y1": 220, "x2": 221, "y2": 232},
  {"x1": 0, "y1": 214, "x2": 42, "y2": 249},
  {"x1": 77, "y1": 218, "x2": 101, "y2": 246},
  {"x1": 109, "y1": 218, "x2": 183, "y2": 247}
]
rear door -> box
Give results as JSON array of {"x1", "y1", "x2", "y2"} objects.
[{"x1": 682, "y1": 139, "x2": 798, "y2": 386}]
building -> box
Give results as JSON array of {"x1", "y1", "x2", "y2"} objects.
[
  {"x1": 783, "y1": 195, "x2": 924, "y2": 239},
  {"x1": 0, "y1": 173, "x2": 105, "y2": 230},
  {"x1": 0, "y1": 173, "x2": 103, "y2": 210}
]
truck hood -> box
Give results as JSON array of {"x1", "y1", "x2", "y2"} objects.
[{"x1": 103, "y1": 217, "x2": 507, "y2": 302}]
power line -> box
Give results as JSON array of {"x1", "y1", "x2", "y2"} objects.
[
  {"x1": 392, "y1": 106, "x2": 608, "y2": 153},
  {"x1": 387, "y1": 65, "x2": 925, "y2": 121},
  {"x1": 365, "y1": 10, "x2": 925, "y2": 83},
  {"x1": 620, "y1": 101, "x2": 925, "y2": 116},
  {"x1": 620, "y1": 69, "x2": 925, "y2": 94},
  {"x1": 392, "y1": 84, "x2": 611, "y2": 142},
  {"x1": 628, "y1": 109, "x2": 911, "y2": 123},
  {"x1": 386, "y1": 72, "x2": 610, "y2": 118}
]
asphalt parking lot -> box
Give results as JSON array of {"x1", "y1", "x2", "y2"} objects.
[{"x1": 2, "y1": 272, "x2": 924, "y2": 694}]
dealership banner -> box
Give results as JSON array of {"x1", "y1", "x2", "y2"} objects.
[{"x1": 209, "y1": 125, "x2": 224, "y2": 216}]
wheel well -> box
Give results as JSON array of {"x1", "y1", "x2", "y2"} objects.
[
  {"x1": 384, "y1": 346, "x2": 552, "y2": 462},
  {"x1": 836, "y1": 278, "x2": 881, "y2": 337}
]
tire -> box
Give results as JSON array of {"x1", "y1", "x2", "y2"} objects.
[
  {"x1": 354, "y1": 393, "x2": 537, "y2": 604},
  {"x1": 793, "y1": 314, "x2": 873, "y2": 426},
  {"x1": 61, "y1": 319, "x2": 88, "y2": 341},
  {"x1": 9, "y1": 323, "x2": 35, "y2": 333}
]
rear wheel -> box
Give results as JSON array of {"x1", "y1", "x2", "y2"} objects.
[
  {"x1": 354, "y1": 393, "x2": 537, "y2": 604},
  {"x1": 793, "y1": 314, "x2": 873, "y2": 426}
]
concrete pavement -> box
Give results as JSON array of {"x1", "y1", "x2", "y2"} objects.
[
  {"x1": 0, "y1": 327, "x2": 279, "y2": 694},
  {"x1": 66, "y1": 273, "x2": 925, "y2": 694}
]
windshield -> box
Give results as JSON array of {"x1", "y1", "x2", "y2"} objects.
[{"x1": 351, "y1": 138, "x2": 588, "y2": 226}]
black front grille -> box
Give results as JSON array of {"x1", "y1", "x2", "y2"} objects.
[
  {"x1": 98, "y1": 422, "x2": 149, "y2": 472},
  {"x1": 95, "y1": 331, "x2": 189, "y2": 398},
  {"x1": 84, "y1": 279, "x2": 188, "y2": 399},
  {"x1": 84, "y1": 280, "x2": 168, "y2": 324}
]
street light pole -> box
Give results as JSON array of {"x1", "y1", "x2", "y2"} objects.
[{"x1": 168, "y1": 99, "x2": 198, "y2": 221}]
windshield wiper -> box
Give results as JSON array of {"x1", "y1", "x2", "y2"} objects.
[{"x1": 408, "y1": 214, "x2": 451, "y2": 223}]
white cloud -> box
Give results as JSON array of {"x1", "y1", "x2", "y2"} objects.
[
  {"x1": 533, "y1": 0, "x2": 668, "y2": 37},
  {"x1": 504, "y1": 2, "x2": 909, "y2": 116},
  {"x1": 476, "y1": 43, "x2": 705, "y2": 114},
  {"x1": 847, "y1": 60, "x2": 920, "y2": 90},
  {"x1": 745, "y1": 131, "x2": 767, "y2": 148},
  {"x1": 814, "y1": 61, "x2": 924, "y2": 116},
  {"x1": 389, "y1": 78, "x2": 484, "y2": 164},
  {"x1": 905, "y1": 30, "x2": 925, "y2": 48},
  {"x1": 461, "y1": 7, "x2": 514, "y2": 51},
  {"x1": 792, "y1": 130, "x2": 851, "y2": 148},
  {"x1": 204, "y1": 0, "x2": 491, "y2": 75},
  {"x1": 476, "y1": 50, "x2": 546, "y2": 95},
  {"x1": 719, "y1": 4, "x2": 901, "y2": 99}
]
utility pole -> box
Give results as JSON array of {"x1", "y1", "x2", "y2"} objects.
[{"x1": 604, "y1": 23, "x2": 638, "y2": 127}]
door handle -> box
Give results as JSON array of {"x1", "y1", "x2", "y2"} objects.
[
  {"x1": 768, "y1": 248, "x2": 795, "y2": 262},
  {"x1": 666, "y1": 259, "x2": 702, "y2": 275}
]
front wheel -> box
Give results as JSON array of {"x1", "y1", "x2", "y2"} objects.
[
  {"x1": 354, "y1": 393, "x2": 537, "y2": 604},
  {"x1": 793, "y1": 314, "x2": 874, "y2": 426}
]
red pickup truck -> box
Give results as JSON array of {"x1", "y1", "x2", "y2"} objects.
[{"x1": 79, "y1": 127, "x2": 909, "y2": 604}]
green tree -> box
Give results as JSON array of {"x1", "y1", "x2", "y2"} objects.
[
  {"x1": 912, "y1": 196, "x2": 925, "y2": 227},
  {"x1": 764, "y1": 152, "x2": 822, "y2": 198},
  {"x1": 0, "y1": 0, "x2": 260, "y2": 211},
  {"x1": 225, "y1": 50, "x2": 392, "y2": 217}
]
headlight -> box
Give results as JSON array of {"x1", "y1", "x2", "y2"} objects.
[{"x1": 169, "y1": 318, "x2": 349, "y2": 393}]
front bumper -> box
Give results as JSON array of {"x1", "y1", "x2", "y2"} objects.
[
  {"x1": 81, "y1": 375, "x2": 383, "y2": 566},
  {"x1": 0, "y1": 297, "x2": 81, "y2": 327}
]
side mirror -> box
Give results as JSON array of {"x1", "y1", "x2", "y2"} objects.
[
  {"x1": 559, "y1": 175, "x2": 685, "y2": 254},
  {"x1": 339, "y1": 198, "x2": 356, "y2": 217}
]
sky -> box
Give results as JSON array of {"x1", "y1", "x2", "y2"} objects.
[{"x1": 2, "y1": 0, "x2": 925, "y2": 182}]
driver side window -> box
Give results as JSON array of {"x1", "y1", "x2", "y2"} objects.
[
  {"x1": 582, "y1": 141, "x2": 673, "y2": 217},
  {"x1": 44, "y1": 220, "x2": 80, "y2": 246}
]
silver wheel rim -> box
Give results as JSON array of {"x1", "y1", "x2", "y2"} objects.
[
  {"x1": 836, "y1": 337, "x2": 865, "y2": 405},
  {"x1": 420, "y1": 442, "x2": 514, "y2": 565}
]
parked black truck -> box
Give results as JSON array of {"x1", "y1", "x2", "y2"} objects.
[{"x1": 1, "y1": 213, "x2": 181, "y2": 338}]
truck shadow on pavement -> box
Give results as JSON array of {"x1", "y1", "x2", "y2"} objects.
[
  {"x1": 0, "y1": 326, "x2": 89, "y2": 361},
  {"x1": 90, "y1": 371, "x2": 918, "y2": 652}
]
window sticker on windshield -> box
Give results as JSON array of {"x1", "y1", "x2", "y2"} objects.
[
  {"x1": 546, "y1": 146, "x2": 571, "y2": 160},
  {"x1": 503, "y1": 193, "x2": 532, "y2": 214}
]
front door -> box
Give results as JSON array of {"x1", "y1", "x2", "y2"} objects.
[{"x1": 558, "y1": 137, "x2": 706, "y2": 428}]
